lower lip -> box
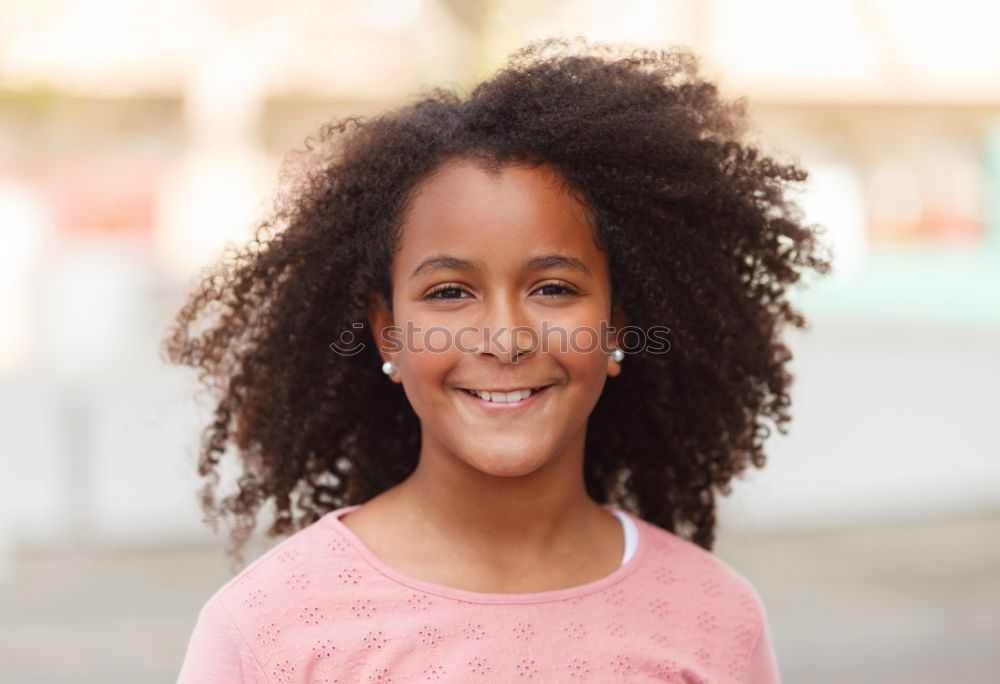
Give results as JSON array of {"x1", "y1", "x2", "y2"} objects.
[{"x1": 457, "y1": 386, "x2": 552, "y2": 410}]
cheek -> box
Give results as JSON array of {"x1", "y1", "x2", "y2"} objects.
[
  {"x1": 548, "y1": 313, "x2": 614, "y2": 389},
  {"x1": 397, "y1": 325, "x2": 460, "y2": 407},
  {"x1": 399, "y1": 359, "x2": 448, "y2": 429},
  {"x1": 542, "y1": 335, "x2": 608, "y2": 386},
  {"x1": 541, "y1": 311, "x2": 608, "y2": 356},
  {"x1": 562, "y1": 348, "x2": 611, "y2": 389}
]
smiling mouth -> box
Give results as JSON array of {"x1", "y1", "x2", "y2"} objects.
[{"x1": 457, "y1": 385, "x2": 552, "y2": 404}]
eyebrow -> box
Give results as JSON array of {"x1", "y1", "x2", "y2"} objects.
[{"x1": 409, "y1": 253, "x2": 593, "y2": 280}]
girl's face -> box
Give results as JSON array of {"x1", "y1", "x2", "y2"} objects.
[{"x1": 369, "y1": 157, "x2": 624, "y2": 479}]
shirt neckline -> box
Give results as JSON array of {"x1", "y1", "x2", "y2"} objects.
[{"x1": 321, "y1": 502, "x2": 649, "y2": 605}]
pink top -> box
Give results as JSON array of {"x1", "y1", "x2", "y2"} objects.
[{"x1": 176, "y1": 504, "x2": 781, "y2": 683}]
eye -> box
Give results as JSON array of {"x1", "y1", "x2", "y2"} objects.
[
  {"x1": 533, "y1": 281, "x2": 579, "y2": 297},
  {"x1": 423, "y1": 283, "x2": 472, "y2": 300}
]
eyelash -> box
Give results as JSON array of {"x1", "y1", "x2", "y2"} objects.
[{"x1": 423, "y1": 281, "x2": 580, "y2": 300}]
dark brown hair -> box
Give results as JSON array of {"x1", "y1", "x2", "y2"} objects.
[{"x1": 162, "y1": 36, "x2": 832, "y2": 568}]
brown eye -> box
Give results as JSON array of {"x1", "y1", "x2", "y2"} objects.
[
  {"x1": 533, "y1": 282, "x2": 579, "y2": 297},
  {"x1": 424, "y1": 284, "x2": 471, "y2": 300}
]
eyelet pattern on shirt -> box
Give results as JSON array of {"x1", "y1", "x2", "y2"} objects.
[{"x1": 194, "y1": 507, "x2": 773, "y2": 683}]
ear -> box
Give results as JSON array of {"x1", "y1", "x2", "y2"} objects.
[
  {"x1": 607, "y1": 295, "x2": 628, "y2": 378},
  {"x1": 366, "y1": 291, "x2": 400, "y2": 382}
]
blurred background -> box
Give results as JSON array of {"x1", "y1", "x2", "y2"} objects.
[{"x1": 1, "y1": 0, "x2": 998, "y2": 682}]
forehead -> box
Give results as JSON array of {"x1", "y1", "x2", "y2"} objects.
[{"x1": 394, "y1": 157, "x2": 603, "y2": 271}]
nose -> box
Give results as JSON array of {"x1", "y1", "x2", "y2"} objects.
[{"x1": 475, "y1": 293, "x2": 539, "y2": 365}]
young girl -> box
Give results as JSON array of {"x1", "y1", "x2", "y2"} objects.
[{"x1": 169, "y1": 37, "x2": 829, "y2": 683}]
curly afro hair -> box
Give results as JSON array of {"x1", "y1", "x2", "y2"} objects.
[{"x1": 162, "y1": 36, "x2": 832, "y2": 568}]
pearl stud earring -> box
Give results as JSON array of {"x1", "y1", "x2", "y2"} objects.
[
  {"x1": 611, "y1": 347, "x2": 624, "y2": 363},
  {"x1": 381, "y1": 360, "x2": 397, "y2": 375}
]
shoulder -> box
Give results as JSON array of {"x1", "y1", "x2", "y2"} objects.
[
  {"x1": 209, "y1": 509, "x2": 349, "y2": 613},
  {"x1": 629, "y1": 517, "x2": 777, "y2": 679},
  {"x1": 178, "y1": 513, "x2": 349, "y2": 683},
  {"x1": 634, "y1": 516, "x2": 769, "y2": 621}
]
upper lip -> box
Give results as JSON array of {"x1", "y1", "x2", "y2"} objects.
[{"x1": 460, "y1": 384, "x2": 551, "y2": 392}]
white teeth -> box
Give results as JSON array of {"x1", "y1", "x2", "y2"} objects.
[{"x1": 470, "y1": 388, "x2": 534, "y2": 402}]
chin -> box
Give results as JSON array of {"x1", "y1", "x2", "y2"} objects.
[{"x1": 462, "y1": 448, "x2": 550, "y2": 478}]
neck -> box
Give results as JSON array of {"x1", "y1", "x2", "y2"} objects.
[{"x1": 383, "y1": 429, "x2": 608, "y2": 567}]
